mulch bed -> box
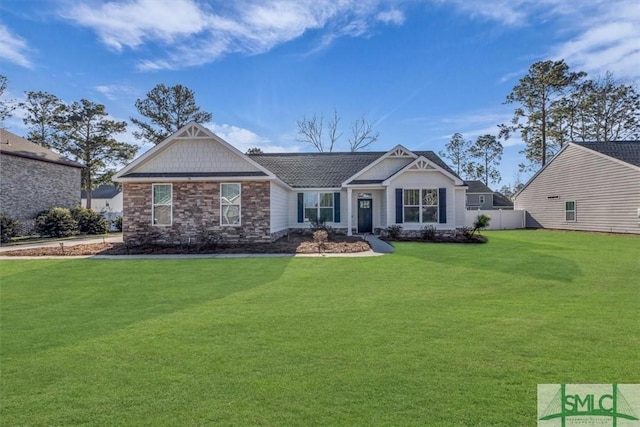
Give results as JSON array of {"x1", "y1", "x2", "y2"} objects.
[
  {"x1": 382, "y1": 234, "x2": 488, "y2": 244},
  {"x1": 1, "y1": 235, "x2": 371, "y2": 257}
]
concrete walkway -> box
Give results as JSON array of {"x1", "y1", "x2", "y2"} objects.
[
  {"x1": 362, "y1": 234, "x2": 395, "y2": 254},
  {"x1": 0, "y1": 234, "x2": 123, "y2": 253}
]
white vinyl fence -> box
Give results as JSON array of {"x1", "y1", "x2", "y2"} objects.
[{"x1": 464, "y1": 209, "x2": 526, "y2": 230}]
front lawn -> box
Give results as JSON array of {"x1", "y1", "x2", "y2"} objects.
[{"x1": 1, "y1": 230, "x2": 638, "y2": 425}]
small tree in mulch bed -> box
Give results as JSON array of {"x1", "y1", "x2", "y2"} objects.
[{"x1": 313, "y1": 230, "x2": 329, "y2": 253}]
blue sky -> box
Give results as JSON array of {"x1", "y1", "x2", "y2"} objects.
[{"x1": 1, "y1": 0, "x2": 638, "y2": 189}]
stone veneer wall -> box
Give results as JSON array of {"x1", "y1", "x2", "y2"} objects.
[
  {"x1": 0, "y1": 153, "x2": 82, "y2": 221},
  {"x1": 123, "y1": 181, "x2": 271, "y2": 245}
]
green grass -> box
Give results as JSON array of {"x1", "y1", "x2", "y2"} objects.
[{"x1": 1, "y1": 230, "x2": 638, "y2": 426}]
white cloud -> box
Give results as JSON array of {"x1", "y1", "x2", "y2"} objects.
[
  {"x1": 552, "y1": 17, "x2": 640, "y2": 79},
  {"x1": 95, "y1": 84, "x2": 137, "y2": 101},
  {"x1": 376, "y1": 9, "x2": 405, "y2": 25},
  {"x1": 207, "y1": 123, "x2": 299, "y2": 153},
  {"x1": 61, "y1": 0, "x2": 207, "y2": 50},
  {"x1": 438, "y1": 0, "x2": 528, "y2": 25},
  {"x1": 0, "y1": 23, "x2": 32, "y2": 68},
  {"x1": 444, "y1": 0, "x2": 640, "y2": 80},
  {"x1": 427, "y1": 109, "x2": 524, "y2": 147},
  {"x1": 57, "y1": 0, "x2": 640, "y2": 80},
  {"x1": 60, "y1": 0, "x2": 411, "y2": 71}
]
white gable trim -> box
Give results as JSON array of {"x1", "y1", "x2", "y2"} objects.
[
  {"x1": 341, "y1": 144, "x2": 417, "y2": 187},
  {"x1": 382, "y1": 155, "x2": 465, "y2": 186},
  {"x1": 114, "y1": 122, "x2": 275, "y2": 181}
]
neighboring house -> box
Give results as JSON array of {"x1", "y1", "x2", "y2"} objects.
[
  {"x1": 465, "y1": 180, "x2": 513, "y2": 210},
  {"x1": 113, "y1": 122, "x2": 468, "y2": 245},
  {"x1": 81, "y1": 185, "x2": 123, "y2": 217},
  {"x1": 492, "y1": 191, "x2": 514, "y2": 210},
  {"x1": 0, "y1": 129, "x2": 83, "y2": 223},
  {"x1": 514, "y1": 141, "x2": 640, "y2": 234}
]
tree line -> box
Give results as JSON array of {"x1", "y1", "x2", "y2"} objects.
[
  {"x1": 0, "y1": 78, "x2": 212, "y2": 208},
  {"x1": 441, "y1": 59, "x2": 639, "y2": 193},
  {"x1": 2, "y1": 58, "x2": 638, "y2": 203}
]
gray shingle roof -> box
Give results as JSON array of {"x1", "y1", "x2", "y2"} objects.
[
  {"x1": 492, "y1": 192, "x2": 514, "y2": 207},
  {"x1": 249, "y1": 150, "x2": 458, "y2": 188},
  {"x1": 464, "y1": 180, "x2": 493, "y2": 193},
  {"x1": 574, "y1": 141, "x2": 640, "y2": 167},
  {"x1": 0, "y1": 129, "x2": 84, "y2": 168},
  {"x1": 81, "y1": 184, "x2": 121, "y2": 199}
]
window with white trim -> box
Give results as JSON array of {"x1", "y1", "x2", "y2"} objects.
[
  {"x1": 303, "y1": 192, "x2": 334, "y2": 222},
  {"x1": 221, "y1": 183, "x2": 241, "y2": 225},
  {"x1": 152, "y1": 184, "x2": 172, "y2": 226},
  {"x1": 404, "y1": 189, "x2": 438, "y2": 223},
  {"x1": 565, "y1": 201, "x2": 576, "y2": 222}
]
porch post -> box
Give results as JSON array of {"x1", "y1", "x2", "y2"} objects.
[{"x1": 347, "y1": 188, "x2": 353, "y2": 236}]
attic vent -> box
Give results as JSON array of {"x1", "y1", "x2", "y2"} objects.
[
  {"x1": 176, "y1": 125, "x2": 209, "y2": 139},
  {"x1": 389, "y1": 147, "x2": 412, "y2": 157},
  {"x1": 408, "y1": 159, "x2": 434, "y2": 170}
]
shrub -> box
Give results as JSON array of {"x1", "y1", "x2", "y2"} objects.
[
  {"x1": 473, "y1": 214, "x2": 491, "y2": 234},
  {"x1": 35, "y1": 208, "x2": 78, "y2": 237},
  {"x1": 309, "y1": 217, "x2": 327, "y2": 232},
  {"x1": 198, "y1": 226, "x2": 222, "y2": 249},
  {"x1": 460, "y1": 226, "x2": 474, "y2": 239},
  {"x1": 385, "y1": 225, "x2": 403, "y2": 240},
  {"x1": 421, "y1": 225, "x2": 437, "y2": 241},
  {"x1": 71, "y1": 206, "x2": 109, "y2": 235},
  {"x1": 0, "y1": 213, "x2": 19, "y2": 243},
  {"x1": 112, "y1": 216, "x2": 123, "y2": 232},
  {"x1": 462, "y1": 214, "x2": 491, "y2": 240}
]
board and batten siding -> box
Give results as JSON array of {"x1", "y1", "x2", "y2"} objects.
[
  {"x1": 135, "y1": 138, "x2": 262, "y2": 174},
  {"x1": 357, "y1": 157, "x2": 412, "y2": 181},
  {"x1": 287, "y1": 190, "x2": 348, "y2": 230},
  {"x1": 455, "y1": 188, "x2": 466, "y2": 228},
  {"x1": 514, "y1": 144, "x2": 640, "y2": 234},
  {"x1": 269, "y1": 181, "x2": 289, "y2": 234},
  {"x1": 385, "y1": 172, "x2": 457, "y2": 230}
]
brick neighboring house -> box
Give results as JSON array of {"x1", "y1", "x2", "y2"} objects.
[
  {"x1": 113, "y1": 122, "x2": 469, "y2": 245},
  {"x1": 0, "y1": 129, "x2": 83, "y2": 225}
]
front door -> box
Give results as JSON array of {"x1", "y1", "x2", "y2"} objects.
[{"x1": 357, "y1": 199, "x2": 373, "y2": 233}]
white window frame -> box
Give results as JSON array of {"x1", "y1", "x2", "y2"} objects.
[
  {"x1": 303, "y1": 192, "x2": 334, "y2": 223},
  {"x1": 565, "y1": 200, "x2": 576, "y2": 222},
  {"x1": 221, "y1": 183, "x2": 242, "y2": 226},
  {"x1": 152, "y1": 183, "x2": 172, "y2": 226},
  {"x1": 403, "y1": 189, "x2": 438, "y2": 224}
]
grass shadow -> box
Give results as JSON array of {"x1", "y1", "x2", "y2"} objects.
[
  {"x1": 0, "y1": 257, "x2": 292, "y2": 357},
  {"x1": 395, "y1": 234, "x2": 583, "y2": 283}
]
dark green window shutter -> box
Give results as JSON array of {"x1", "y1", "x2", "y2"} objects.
[
  {"x1": 395, "y1": 188, "x2": 403, "y2": 223},
  {"x1": 297, "y1": 193, "x2": 304, "y2": 223},
  {"x1": 334, "y1": 192, "x2": 341, "y2": 223},
  {"x1": 438, "y1": 188, "x2": 447, "y2": 223}
]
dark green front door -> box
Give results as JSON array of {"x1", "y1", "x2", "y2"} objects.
[{"x1": 358, "y1": 199, "x2": 373, "y2": 233}]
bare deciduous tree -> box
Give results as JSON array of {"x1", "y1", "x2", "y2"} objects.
[
  {"x1": 297, "y1": 110, "x2": 379, "y2": 152},
  {"x1": 296, "y1": 110, "x2": 342, "y2": 152},
  {"x1": 349, "y1": 115, "x2": 379, "y2": 152}
]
